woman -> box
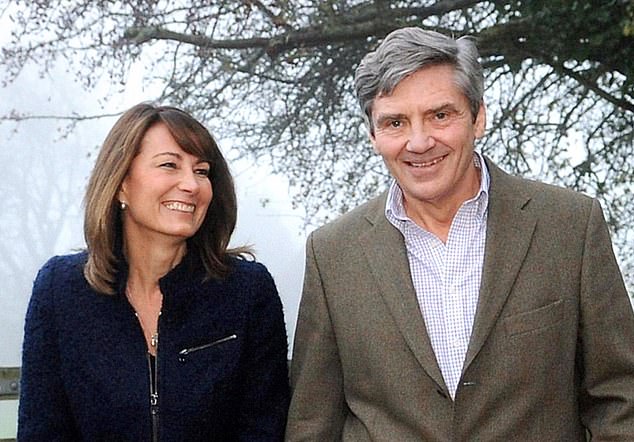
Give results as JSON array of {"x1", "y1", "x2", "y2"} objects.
[{"x1": 18, "y1": 103, "x2": 290, "y2": 441}]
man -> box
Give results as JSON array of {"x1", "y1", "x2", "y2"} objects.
[{"x1": 286, "y1": 27, "x2": 634, "y2": 441}]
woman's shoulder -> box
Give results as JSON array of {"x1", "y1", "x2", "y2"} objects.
[
  {"x1": 28, "y1": 251, "x2": 90, "y2": 317},
  {"x1": 225, "y1": 256, "x2": 278, "y2": 294},
  {"x1": 34, "y1": 251, "x2": 88, "y2": 290},
  {"x1": 43, "y1": 250, "x2": 87, "y2": 265},
  {"x1": 226, "y1": 255, "x2": 276, "y2": 284},
  {"x1": 229, "y1": 255, "x2": 270, "y2": 274},
  {"x1": 38, "y1": 250, "x2": 87, "y2": 276},
  {"x1": 225, "y1": 256, "x2": 284, "y2": 322}
]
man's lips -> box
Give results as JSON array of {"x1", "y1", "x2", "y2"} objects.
[{"x1": 404, "y1": 154, "x2": 448, "y2": 168}]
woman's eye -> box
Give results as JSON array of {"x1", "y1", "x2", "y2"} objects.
[
  {"x1": 195, "y1": 168, "x2": 210, "y2": 177},
  {"x1": 160, "y1": 162, "x2": 177, "y2": 169}
]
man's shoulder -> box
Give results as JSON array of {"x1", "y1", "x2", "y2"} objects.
[
  {"x1": 311, "y1": 192, "x2": 387, "y2": 241},
  {"x1": 487, "y1": 159, "x2": 595, "y2": 212}
]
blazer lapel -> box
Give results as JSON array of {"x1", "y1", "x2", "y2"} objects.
[
  {"x1": 463, "y1": 160, "x2": 537, "y2": 371},
  {"x1": 358, "y1": 195, "x2": 447, "y2": 390}
]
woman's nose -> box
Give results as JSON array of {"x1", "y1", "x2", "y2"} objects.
[{"x1": 178, "y1": 170, "x2": 201, "y2": 193}]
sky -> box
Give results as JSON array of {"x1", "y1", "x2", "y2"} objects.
[
  {"x1": 0, "y1": 9, "x2": 309, "y2": 435},
  {"x1": 0, "y1": 48, "x2": 309, "y2": 367},
  {"x1": 2, "y1": 0, "x2": 632, "y2": 373}
]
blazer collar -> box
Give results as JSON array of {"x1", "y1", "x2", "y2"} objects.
[
  {"x1": 358, "y1": 194, "x2": 447, "y2": 390},
  {"x1": 356, "y1": 157, "x2": 537, "y2": 391},
  {"x1": 462, "y1": 158, "x2": 537, "y2": 372}
]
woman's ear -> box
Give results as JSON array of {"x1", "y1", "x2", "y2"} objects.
[{"x1": 118, "y1": 183, "x2": 128, "y2": 207}]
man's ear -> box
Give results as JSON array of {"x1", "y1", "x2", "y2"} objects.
[
  {"x1": 369, "y1": 129, "x2": 379, "y2": 154},
  {"x1": 475, "y1": 101, "x2": 486, "y2": 139}
]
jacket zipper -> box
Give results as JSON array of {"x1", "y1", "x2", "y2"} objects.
[
  {"x1": 147, "y1": 350, "x2": 159, "y2": 442},
  {"x1": 130, "y1": 300, "x2": 161, "y2": 441},
  {"x1": 142, "y1": 317, "x2": 160, "y2": 442},
  {"x1": 178, "y1": 334, "x2": 237, "y2": 362}
]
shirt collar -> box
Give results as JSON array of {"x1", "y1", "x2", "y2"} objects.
[{"x1": 386, "y1": 151, "x2": 490, "y2": 223}]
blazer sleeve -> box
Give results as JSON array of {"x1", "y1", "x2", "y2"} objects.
[
  {"x1": 17, "y1": 257, "x2": 80, "y2": 441},
  {"x1": 578, "y1": 199, "x2": 634, "y2": 438},
  {"x1": 286, "y1": 233, "x2": 347, "y2": 441},
  {"x1": 236, "y1": 263, "x2": 290, "y2": 441}
]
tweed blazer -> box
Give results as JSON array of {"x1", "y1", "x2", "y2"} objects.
[{"x1": 286, "y1": 159, "x2": 634, "y2": 441}]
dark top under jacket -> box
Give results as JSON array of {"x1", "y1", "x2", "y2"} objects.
[{"x1": 18, "y1": 251, "x2": 290, "y2": 441}]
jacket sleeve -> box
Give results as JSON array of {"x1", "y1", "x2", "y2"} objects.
[
  {"x1": 17, "y1": 257, "x2": 79, "y2": 441},
  {"x1": 236, "y1": 263, "x2": 290, "y2": 441},
  {"x1": 285, "y1": 233, "x2": 347, "y2": 441},
  {"x1": 578, "y1": 199, "x2": 634, "y2": 439}
]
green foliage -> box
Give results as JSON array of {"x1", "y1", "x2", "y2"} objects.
[
  {"x1": 624, "y1": 0, "x2": 634, "y2": 36},
  {"x1": 505, "y1": 0, "x2": 633, "y2": 86}
]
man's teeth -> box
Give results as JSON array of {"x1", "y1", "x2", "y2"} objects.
[
  {"x1": 410, "y1": 156, "x2": 446, "y2": 168},
  {"x1": 165, "y1": 202, "x2": 195, "y2": 213}
]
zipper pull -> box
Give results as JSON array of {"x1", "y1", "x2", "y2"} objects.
[
  {"x1": 150, "y1": 392, "x2": 159, "y2": 441},
  {"x1": 178, "y1": 334, "x2": 238, "y2": 362}
]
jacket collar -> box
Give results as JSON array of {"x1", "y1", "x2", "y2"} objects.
[{"x1": 357, "y1": 157, "x2": 537, "y2": 393}]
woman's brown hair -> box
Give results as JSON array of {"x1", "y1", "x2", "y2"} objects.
[{"x1": 83, "y1": 103, "x2": 245, "y2": 294}]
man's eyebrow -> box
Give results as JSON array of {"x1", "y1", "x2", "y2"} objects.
[
  {"x1": 426, "y1": 103, "x2": 459, "y2": 114},
  {"x1": 374, "y1": 113, "x2": 406, "y2": 126}
]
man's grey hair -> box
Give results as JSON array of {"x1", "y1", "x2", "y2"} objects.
[{"x1": 354, "y1": 27, "x2": 484, "y2": 133}]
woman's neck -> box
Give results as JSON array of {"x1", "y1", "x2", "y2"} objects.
[{"x1": 123, "y1": 236, "x2": 187, "y2": 299}]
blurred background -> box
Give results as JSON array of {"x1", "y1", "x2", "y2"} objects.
[{"x1": 1, "y1": 1, "x2": 633, "y2": 439}]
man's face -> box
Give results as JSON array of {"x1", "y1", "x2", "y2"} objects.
[{"x1": 370, "y1": 64, "x2": 486, "y2": 215}]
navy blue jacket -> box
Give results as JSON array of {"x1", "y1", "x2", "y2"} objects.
[{"x1": 18, "y1": 251, "x2": 290, "y2": 441}]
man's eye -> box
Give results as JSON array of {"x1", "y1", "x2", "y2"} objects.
[
  {"x1": 390, "y1": 120, "x2": 402, "y2": 128},
  {"x1": 435, "y1": 112, "x2": 448, "y2": 120}
]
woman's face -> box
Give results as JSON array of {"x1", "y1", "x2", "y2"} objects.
[{"x1": 118, "y1": 122, "x2": 213, "y2": 245}]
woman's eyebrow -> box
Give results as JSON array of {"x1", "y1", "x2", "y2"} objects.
[{"x1": 152, "y1": 151, "x2": 182, "y2": 159}]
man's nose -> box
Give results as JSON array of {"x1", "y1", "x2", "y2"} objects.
[{"x1": 406, "y1": 124, "x2": 436, "y2": 153}]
